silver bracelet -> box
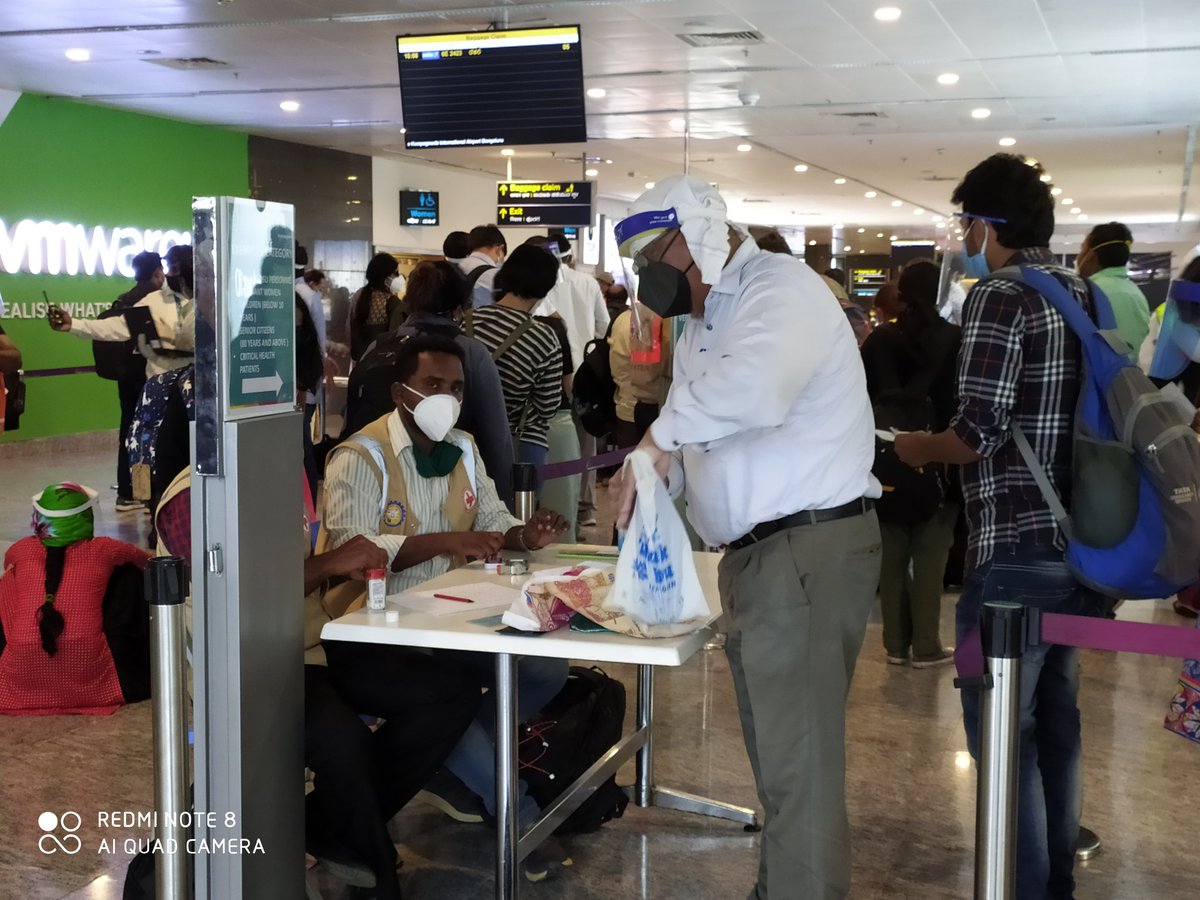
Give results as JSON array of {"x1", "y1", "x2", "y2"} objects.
[{"x1": 517, "y1": 527, "x2": 532, "y2": 552}]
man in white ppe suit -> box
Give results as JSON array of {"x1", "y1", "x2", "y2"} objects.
[{"x1": 615, "y1": 176, "x2": 881, "y2": 900}]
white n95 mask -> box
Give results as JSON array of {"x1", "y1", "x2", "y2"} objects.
[{"x1": 401, "y1": 384, "x2": 461, "y2": 443}]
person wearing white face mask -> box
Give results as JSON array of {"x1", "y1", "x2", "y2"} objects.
[{"x1": 321, "y1": 333, "x2": 575, "y2": 881}]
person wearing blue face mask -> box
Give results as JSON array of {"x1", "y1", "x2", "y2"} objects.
[{"x1": 895, "y1": 153, "x2": 1107, "y2": 900}]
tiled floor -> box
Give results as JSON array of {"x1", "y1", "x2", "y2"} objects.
[{"x1": 1, "y1": 443, "x2": 1198, "y2": 899}]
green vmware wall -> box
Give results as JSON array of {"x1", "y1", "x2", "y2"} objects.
[{"x1": 0, "y1": 94, "x2": 249, "y2": 443}]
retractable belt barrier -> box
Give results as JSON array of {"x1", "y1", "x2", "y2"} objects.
[
  {"x1": 536, "y1": 446, "x2": 632, "y2": 482},
  {"x1": 956, "y1": 604, "x2": 1200, "y2": 900}
]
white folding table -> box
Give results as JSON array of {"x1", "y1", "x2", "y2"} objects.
[{"x1": 321, "y1": 545, "x2": 758, "y2": 899}]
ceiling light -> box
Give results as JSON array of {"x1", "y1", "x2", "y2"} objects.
[
  {"x1": 874, "y1": 7, "x2": 902, "y2": 22},
  {"x1": 971, "y1": 108, "x2": 991, "y2": 119},
  {"x1": 605, "y1": 159, "x2": 613, "y2": 164},
  {"x1": 346, "y1": 175, "x2": 358, "y2": 182},
  {"x1": 834, "y1": 223, "x2": 844, "y2": 229},
  {"x1": 399, "y1": 127, "x2": 407, "y2": 134},
  {"x1": 794, "y1": 164, "x2": 809, "y2": 173},
  {"x1": 891, "y1": 199, "x2": 903, "y2": 207},
  {"x1": 864, "y1": 191, "x2": 877, "y2": 198},
  {"x1": 1077, "y1": 213, "x2": 1089, "y2": 221},
  {"x1": 585, "y1": 168, "x2": 599, "y2": 177},
  {"x1": 586, "y1": 87, "x2": 607, "y2": 98},
  {"x1": 500, "y1": 148, "x2": 515, "y2": 156},
  {"x1": 645, "y1": 181, "x2": 656, "y2": 189},
  {"x1": 890, "y1": 235, "x2": 898, "y2": 241},
  {"x1": 669, "y1": 117, "x2": 686, "y2": 130},
  {"x1": 65, "y1": 48, "x2": 91, "y2": 62},
  {"x1": 1070, "y1": 207, "x2": 1081, "y2": 214},
  {"x1": 914, "y1": 208, "x2": 925, "y2": 215},
  {"x1": 1051, "y1": 187, "x2": 1063, "y2": 196},
  {"x1": 859, "y1": 249, "x2": 866, "y2": 254},
  {"x1": 937, "y1": 72, "x2": 959, "y2": 86},
  {"x1": 876, "y1": 233, "x2": 884, "y2": 238},
  {"x1": 736, "y1": 143, "x2": 752, "y2": 152},
  {"x1": 1062, "y1": 198, "x2": 1074, "y2": 205},
  {"x1": 279, "y1": 100, "x2": 300, "y2": 112},
  {"x1": 857, "y1": 227, "x2": 865, "y2": 233},
  {"x1": 998, "y1": 137, "x2": 1016, "y2": 147},
  {"x1": 843, "y1": 245, "x2": 852, "y2": 252},
  {"x1": 808, "y1": 240, "x2": 817, "y2": 246},
  {"x1": 1025, "y1": 157, "x2": 1039, "y2": 166},
  {"x1": 936, "y1": 222, "x2": 947, "y2": 228},
  {"x1": 834, "y1": 177, "x2": 847, "y2": 185}
]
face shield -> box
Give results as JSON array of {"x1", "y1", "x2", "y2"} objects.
[
  {"x1": 1149, "y1": 278, "x2": 1200, "y2": 381},
  {"x1": 937, "y1": 212, "x2": 1009, "y2": 318},
  {"x1": 613, "y1": 207, "x2": 686, "y2": 351}
]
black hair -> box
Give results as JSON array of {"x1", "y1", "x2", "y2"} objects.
[
  {"x1": 608, "y1": 284, "x2": 629, "y2": 304},
  {"x1": 394, "y1": 333, "x2": 466, "y2": 385},
  {"x1": 1182, "y1": 257, "x2": 1200, "y2": 282},
  {"x1": 551, "y1": 233, "x2": 571, "y2": 256},
  {"x1": 303, "y1": 269, "x2": 326, "y2": 286},
  {"x1": 1084, "y1": 222, "x2": 1133, "y2": 269},
  {"x1": 404, "y1": 260, "x2": 470, "y2": 317},
  {"x1": 38, "y1": 546, "x2": 67, "y2": 657},
  {"x1": 164, "y1": 244, "x2": 193, "y2": 294},
  {"x1": 756, "y1": 231, "x2": 792, "y2": 255},
  {"x1": 951, "y1": 153, "x2": 1055, "y2": 249},
  {"x1": 824, "y1": 268, "x2": 846, "y2": 283},
  {"x1": 131, "y1": 251, "x2": 162, "y2": 284},
  {"x1": 896, "y1": 259, "x2": 942, "y2": 340},
  {"x1": 355, "y1": 252, "x2": 400, "y2": 330},
  {"x1": 468, "y1": 224, "x2": 506, "y2": 254},
  {"x1": 495, "y1": 244, "x2": 559, "y2": 301},
  {"x1": 442, "y1": 230, "x2": 470, "y2": 259}
]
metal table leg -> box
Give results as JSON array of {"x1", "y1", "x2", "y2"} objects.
[
  {"x1": 633, "y1": 663, "x2": 758, "y2": 827},
  {"x1": 495, "y1": 652, "x2": 519, "y2": 900}
]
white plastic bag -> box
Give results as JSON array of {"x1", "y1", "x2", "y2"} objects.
[{"x1": 608, "y1": 449, "x2": 709, "y2": 630}]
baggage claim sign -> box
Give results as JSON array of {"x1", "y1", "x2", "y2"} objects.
[{"x1": 0, "y1": 217, "x2": 190, "y2": 318}]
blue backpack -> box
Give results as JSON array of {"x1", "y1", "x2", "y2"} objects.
[{"x1": 1000, "y1": 266, "x2": 1200, "y2": 598}]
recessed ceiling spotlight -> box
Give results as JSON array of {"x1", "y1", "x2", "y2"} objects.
[
  {"x1": 605, "y1": 159, "x2": 613, "y2": 164},
  {"x1": 834, "y1": 177, "x2": 847, "y2": 185},
  {"x1": 501, "y1": 148, "x2": 515, "y2": 156},
  {"x1": 399, "y1": 127, "x2": 407, "y2": 134},
  {"x1": 971, "y1": 108, "x2": 992, "y2": 119},
  {"x1": 1025, "y1": 157, "x2": 1039, "y2": 166},
  {"x1": 794, "y1": 164, "x2": 809, "y2": 173},
  {"x1": 843, "y1": 245, "x2": 852, "y2": 252},
  {"x1": 645, "y1": 181, "x2": 656, "y2": 189},
  {"x1": 1077, "y1": 213, "x2": 1089, "y2": 221},
  {"x1": 346, "y1": 175, "x2": 358, "y2": 182},
  {"x1": 669, "y1": 117, "x2": 686, "y2": 130},
  {"x1": 1070, "y1": 207, "x2": 1081, "y2": 214},
  {"x1": 874, "y1": 7, "x2": 902, "y2": 22},
  {"x1": 889, "y1": 234, "x2": 898, "y2": 241},
  {"x1": 809, "y1": 239, "x2": 817, "y2": 246},
  {"x1": 1062, "y1": 198, "x2": 1074, "y2": 205},
  {"x1": 65, "y1": 48, "x2": 91, "y2": 62},
  {"x1": 737, "y1": 143, "x2": 752, "y2": 152},
  {"x1": 834, "y1": 223, "x2": 844, "y2": 229},
  {"x1": 999, "y1": 137, "x2": 1016, "y2": 147},
  {"x1": 1051, "y1": 187, "x2": 1063, "y2": 196},
  {"x1": 914, "y1": 208, "x2": 925, "y2": 215},
  {"x1": 585, "y1": 168, "x2": 599, "y2": 177},
  {"x1": 891, "y1": 199, "x2": 903, "y2": 207},
  {"x1": 876, "y1": 232, "x2": 884, "y2": 238},
  {"x1": 859, "y1": 249, "x2": 866, "y2": 254},
  {"x1": 937, "y1": 72, "x2": 960, "y2": 86},
  {"x1": 279, "y1": 100, "x2": 300, "y2": 112},
  {"x1": 865, "y1": 191, "x2": 877, "y2": 198},
  {"x1": 586, "y1": 87, "x2": 607, "y2": 98}
]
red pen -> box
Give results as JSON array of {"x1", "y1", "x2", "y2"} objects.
[{"x1": 433, "y1": 593, "x2": 474, "y2": 604}]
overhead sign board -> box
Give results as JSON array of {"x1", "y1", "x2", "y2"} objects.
[
  {"x1": 399, "y1": 190, "x2": 439, "y2": 227},
  {"x1": 496, "y1": 181, "x2": 592, "y2": 227}
]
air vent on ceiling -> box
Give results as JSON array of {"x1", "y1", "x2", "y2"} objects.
[
  {"x1": 143, "y1": 57, "x2": 231, "y2": 71},
  {"x1": 741, "y1": 198, "x2": 771, "y2": 203},
  {"x1": 677, "y1": 30, "x2": 764, "y2": 48},
  {"x1": 819, "y1": 110, "x2": 888, "y2": 119},
  {"x1": 921, "y1": 175, "x2": 958, "y2": 182}
]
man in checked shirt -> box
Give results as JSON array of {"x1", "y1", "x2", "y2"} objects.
[{"x1": 895, "y1": 153, "x2": 1105, "y2": 900}]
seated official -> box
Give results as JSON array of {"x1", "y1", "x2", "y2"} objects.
[
  {"x1": 0, "y1": 484, "x2": 151, "y2": 715},
  {"x1": 322, "y1": 334, "x2": 574, "y2": 882}
]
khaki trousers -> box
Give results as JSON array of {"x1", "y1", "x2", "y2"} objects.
[{"x1": 720, "y1": 509, "x2": 881, "y2": 900}]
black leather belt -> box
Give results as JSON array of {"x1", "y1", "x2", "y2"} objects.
[{"x1": 728, "y1": 498, "x2": 874, "y2": 551}]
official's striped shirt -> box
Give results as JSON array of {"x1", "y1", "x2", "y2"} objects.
[
  {"x1": 950, "y1": 247, "x2": 1091, "y2": 572},
  {"x1": 323, "y1": 413, "x2": 521, "y2": 594},
  {"x1": 468, "y1": 305, "x2": 564, "y2": 449}
]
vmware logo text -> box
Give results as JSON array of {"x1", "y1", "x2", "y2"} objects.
[{"x1": 0, "y1": 218, "x2": 191, "y2": 279}]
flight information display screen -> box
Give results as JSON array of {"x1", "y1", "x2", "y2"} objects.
[{"x1": 397, "y1": 26, "x2": 587, "y2": 149}]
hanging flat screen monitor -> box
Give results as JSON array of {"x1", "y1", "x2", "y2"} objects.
[{"x1": 397, "y1": 26, "x2": 587, "y2": 149}]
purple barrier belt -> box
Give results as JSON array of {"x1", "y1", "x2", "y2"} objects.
[
  {"x1": 23, "y1": 366, "x2": 97, "y2": 377},
  {"x1": 537, "y1": 446, "x2": 632, "y2": 481},
  {"x1": 956, "y1": 613, "x2": 1200, "y2": 680}
]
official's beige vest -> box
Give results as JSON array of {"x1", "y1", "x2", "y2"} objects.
[{"x1": 304, "y1": 415, "x2": 480, "y2": 665}]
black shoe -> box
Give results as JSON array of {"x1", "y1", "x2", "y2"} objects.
[
  {"x1": 523, "y1": 836, "x2": 573, "y2": 883},
  {"x1": 414, "y1": 769, "x2": 485, "y2": 824}
]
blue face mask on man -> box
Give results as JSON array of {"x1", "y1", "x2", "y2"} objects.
[{"x1": 961, "y1": 218, "x2": 992, "y2": 280}]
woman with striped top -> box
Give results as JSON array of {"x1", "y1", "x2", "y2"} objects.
[{"x1": 466, "y1": 244, "x2": 565, "y2": 470}]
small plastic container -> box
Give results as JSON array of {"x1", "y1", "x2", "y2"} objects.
[
  {"x1": 484, "y1": 554, "x2": 504, "y2": 575},
  {"x1": 366, "y1": 568, "x2": 387, "y2": 611}
]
